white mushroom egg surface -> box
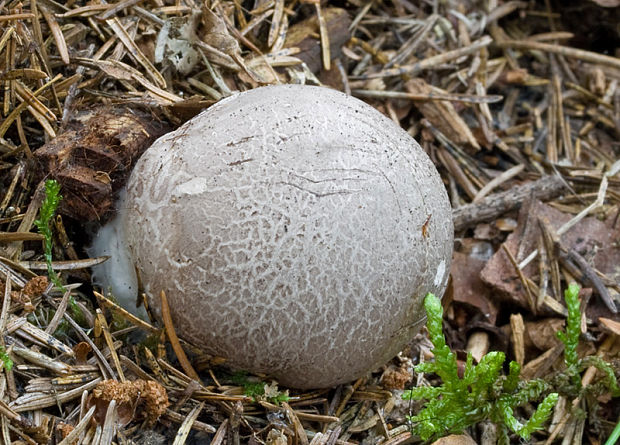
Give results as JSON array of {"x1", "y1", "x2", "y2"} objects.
[{"x1": 94, "y1": 84, "x2": 453, "y2": 389}]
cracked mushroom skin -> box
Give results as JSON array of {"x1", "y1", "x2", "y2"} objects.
[{"x1": 104, "y1": 84, "x2": 453, "y2": 389}]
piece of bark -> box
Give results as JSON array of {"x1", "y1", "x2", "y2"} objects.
[
  {"x1": 452, "y1": 175, "x2": 567, "y2": 231},
  {"x1": 285, "y1": 7, "x2": 351, "y2": 74},
  {"x1": 599, "y1": 317, "x2": 620, "y2": 335},
  {"x1": 522, "y1": 318, "x2": 564, "y2": 352},
  {"x1": 450, "y1": 251, "x2": 498, "y2": 324},
  {"x1": 466, "y1": 331, "x2": 490, "y2": 363},
  {"x1": 34, "y1": 106, "x2": 168, "y2": 221},
  {"x1": 510, "y1": 313, "x2": 525, "y2": 366}
]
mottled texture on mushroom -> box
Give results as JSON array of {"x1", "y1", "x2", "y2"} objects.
[{"x1": 95, "y1": 85, "x2": 453, "y2": 389}]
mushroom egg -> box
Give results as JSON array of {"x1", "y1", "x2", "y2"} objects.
[{"x1": 91, "y1": 84, "x2": 453, "y2": 389}]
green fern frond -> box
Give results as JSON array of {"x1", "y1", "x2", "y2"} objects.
[{"x1": 33, "y1": 180, "x2": 84, "y2": 321}]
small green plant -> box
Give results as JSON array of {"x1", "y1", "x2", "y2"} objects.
[
  {"x1": 0, "y1": 346, "x2": 13, "y2": 372},
  {"x1": 556, "y1": 283, "x2": 619, "y2": 398},
  {"x1": 605, "y1": 418, "x2": 620, "y2": 445},
  {"x1": 231, "y1": 372, "x2": 290, "y2": 404},
  {"x1": 554, "y1": 283, "x2": 619, "y2": 445},
  {"x1": 34, "y1": 179, "x2": 64, "y2": 290},
  {"x1": 402, "y1": 293, "x2": 558, "y2": 443},
  {"x1": 557, "y1": 282, "x2": 583, "y2": 389},
  {"x1": 33, "y1": 180, "x2": 83, "y2": 321}
]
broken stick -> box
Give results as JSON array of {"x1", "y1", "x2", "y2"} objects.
[{"x1": 452, "y1": 175, "x2": 567, "y2": 231}]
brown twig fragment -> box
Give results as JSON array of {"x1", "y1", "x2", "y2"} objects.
[
  {"x1": 159, "y1": 290, "x2": 201, "y2": 381},
  {"x1": 452, "y1": 175, "x2": 567, "y2": 231},
  {"x1": 496, "y1": 39, "x2": 620, "y2": 71},
  {"x1": 314, "y1": 2, "x2": 331, "y2": 71},
  {"x1": 357, "y1": 36, "x2": 493, "y2": 79},
  {"x1": 558, "y1": 247, "x2": 617, "y2": 314},
  {"x1": 95, "y1": 309, "x2": 125, "y2": 381}
]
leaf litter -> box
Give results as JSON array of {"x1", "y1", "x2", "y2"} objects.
[{"x1": 0, "y1": 0, "x2": 619, "y2": 444}]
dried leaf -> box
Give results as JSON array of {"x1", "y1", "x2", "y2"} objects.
[
  {"x1": 201, "y1": 7, "x2": 241, "y2": 56},
  {"x1": 450, "y1": 251, "x2": 498, "y2": 323}
]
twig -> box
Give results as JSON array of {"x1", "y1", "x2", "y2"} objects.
[
  {"x1": 496, "y1": 40, "x2": 620, "y2": 71},
  {"x1": 172, "y1": 402, "x2": 204, "y2": 445},
  {"x1": 95, "y1": 309, "x2": 125, "y2": 381},
  {"x1": 352, "y1": 89, "x2": 503, "y2": 104},
  {"x1": 452, "y1": 175, "x2": 567, "y2": 231},
  {"x1": 473, "y1": 164, "x2": 525, "y2": 202},
  {"x1": 558, "y1": 249, "x2": 617, "y2": 314},
  {"x1": 159, "y1": 290, "x2": 201, "y2": 382},
  {"x1": 502, "y1": 244, "x2": 535, "y2": 311},
  {"x1": 355, "y1": 36, "x2": 493, "y2": 79}
]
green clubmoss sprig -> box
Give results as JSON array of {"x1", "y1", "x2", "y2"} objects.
[
  {"x1": 0, "y1": 346, "x2": 13, "y2": 372},
  {"x1": 553, "y1": 284, "x2": 619, "y2": 442},
  {"x1": 556, "y1": 283, "x2": 619, "y2": 398},
  {"x1": 33, "y1": 179, "x2": 64, "y2": 290},
  {"x1": 556, "y1": 283, "x2": 582, "y2": 386},
  {"x1": 33, "y1": 180, "x2": 83, "y2": 321},
  {"x1": 402, "y1": 293, "x2": 558, "y2": 442}
]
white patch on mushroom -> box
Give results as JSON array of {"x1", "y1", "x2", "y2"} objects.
[
  {"x1": 434, "y1": 259, "x2": 446, "y2": 287},
  {"x1": 174, "y1": 177, "x2": 209, "y2": 196}
]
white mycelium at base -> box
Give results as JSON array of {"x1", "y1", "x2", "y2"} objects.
[
  {"x1": 92, "y1": 85, "x2": 454, "y2": 389},
  {"x1": 89, "y1": 190, "x2": 146, "y2": 319}
]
